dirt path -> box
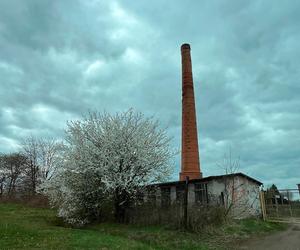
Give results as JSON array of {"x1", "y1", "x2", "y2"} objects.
[{"x1": 238, "y1": 224, "x2": 300, "y2": 250}]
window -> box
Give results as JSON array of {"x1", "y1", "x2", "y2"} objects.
[
  {"x1": 176, "y1": 185, "x2": 185, "y2": 204},
  {"x1": 147, "y1": 188, "x2": 157, "y2": 204},
  {"x1": 195, "y1": 183, "x2": 208, "y2": 204},
  {"x1": 136, "y1": 190, "x2": 144, "y2": 202},
  {"x1": 220, "y1": 192, "x2": 225, "y2": 205},
  {"x1": 161, "y1": 187, "x2": 171, "y2": 208}
]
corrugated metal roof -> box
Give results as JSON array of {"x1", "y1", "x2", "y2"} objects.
[{"x1": 148, "y1": 172, "x2": 262, "y2": 187}]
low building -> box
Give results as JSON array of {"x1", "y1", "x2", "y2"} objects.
[{"x1": 145, "y1": 173, "x2": 263, "y2": 218}]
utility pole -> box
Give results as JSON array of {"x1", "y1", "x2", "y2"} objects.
[{"x1": 183, "y1": 176, "x2": 189, "y2": 229}]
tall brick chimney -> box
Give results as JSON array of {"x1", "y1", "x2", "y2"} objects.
[{"x1": 180, "y1": 43, "x2": 202, "y2": 181}]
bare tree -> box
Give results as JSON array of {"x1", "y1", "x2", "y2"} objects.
[
  {"x1": 0, "y1": 153, "x2": 26, "y2": 196},
  {"x1": 38, "y1": 138, "x2": 64, "y2": 181},
  {"x1": 22, "y1": 136, "x2": 40, "y2": 195},
  {"x1": 217, "y1": 148, "x2": 240, "y2": 216},
  {"x1": 0, "y1": 155, "x2": 8, "y2": 197},
  {"x1": 216, "y1": 148, "x2": 260, "y2": 218},
  {"x1": 6, "y1": 153, "x2": 26, "y2": 195},
  {"x1": 21, "y1": 136, "x2": 63, "y2": 194}
]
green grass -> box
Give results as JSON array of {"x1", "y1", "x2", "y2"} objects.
[
  {"x1": 0, "y1": 203, "x2": 286, "y2": 250},
  {"x1": 222, "y1": 218, "x2": 287, "y2": 239}
]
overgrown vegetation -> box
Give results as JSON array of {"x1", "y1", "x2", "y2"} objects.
[
  {"x1": 0, "y1": 202, "x2": 287, "y2": 250},
  {"x1": 126, "y1": 203, "x2": 226, "y2": 231}
]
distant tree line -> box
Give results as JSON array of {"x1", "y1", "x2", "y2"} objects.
[{"x1": 0, "y1": 137, "x2": 64, "y2": 197}]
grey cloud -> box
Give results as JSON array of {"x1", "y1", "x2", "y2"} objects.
[{"x1": 0, "y1": 0, "x2": 299, "y2": 189}]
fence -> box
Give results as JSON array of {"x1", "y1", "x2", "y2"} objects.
[
  {"x1": 125, "y1": 201, "x2": 226, "y2": 231},
  {"x1": 260, "y1": 189, "x2": 300, "y2": 223}
]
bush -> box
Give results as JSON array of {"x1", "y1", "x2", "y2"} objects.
[{"x1": 187, "y1": 205, "x2": 226, "y2": 231}]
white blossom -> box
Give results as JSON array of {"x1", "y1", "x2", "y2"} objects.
[{"x1": 42, "y1": 109, "x2": 175, "y2": 225}]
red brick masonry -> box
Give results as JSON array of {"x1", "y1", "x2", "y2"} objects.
[{"x1": 180, "y1": 43, "x2": 202, "y2": 181}]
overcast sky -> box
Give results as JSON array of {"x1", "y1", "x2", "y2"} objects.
[{"x1": 0, "y1": 0, "x2": 299, "y2": 189}]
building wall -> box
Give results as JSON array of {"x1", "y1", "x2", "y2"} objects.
[
  {"x1": 233, "y1": 177, "x2": 261, "y2": 218},
  {"x1": 207, "y1": 179, "x2": 225, "y2": 205},
  {"x1": 156, "y1": 187, "x2": 161, "y2": 207},
  {"x1": 170, "y1": 186, "x2": 176, "y2": 203},
  {"x1": 206, "y1": 176, "x2": 261, "y2": 218},
  {"x1": 146, "y1": 175, "x2": 262, "y2": 219}
]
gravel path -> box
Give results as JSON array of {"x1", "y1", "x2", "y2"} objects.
[{"x1": 238, "y1": 224, "x2": 300, "y2": 250}]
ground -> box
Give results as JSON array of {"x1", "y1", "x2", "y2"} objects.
[
  {"x1": 0, "y1": 202, "x2": 287, "y2": 250},
  {"x1": 238, "y1": 223, "x2": 300, "y2": 250}
]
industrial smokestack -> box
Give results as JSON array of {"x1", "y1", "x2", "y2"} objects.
[
  {"x1": 180, "y1": 43, "x2": 202, "y2": 181},
  {"x1": 298, "y1": 184, "x2": 300, "y2": 195}
]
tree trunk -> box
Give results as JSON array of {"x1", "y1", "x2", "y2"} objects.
[{"x1": 114, "y1": 189, "x2": 129, "y2": 223}]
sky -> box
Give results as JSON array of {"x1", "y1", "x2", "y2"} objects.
[{"x1": 0, "y1": 0, "x2": 299, "y2": 189}]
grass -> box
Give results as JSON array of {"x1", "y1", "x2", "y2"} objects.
[
  {"x1": 222, "y1": 218, "x2": 287, "y2": 239},
  {"x1": 0, "y1": 202, "x2": 287, "y2": 250}
]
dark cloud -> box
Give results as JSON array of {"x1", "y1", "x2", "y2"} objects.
[{"x1": 0, "y1": 0, "x2": 299, "y2": 188}]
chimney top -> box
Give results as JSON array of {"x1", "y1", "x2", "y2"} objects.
[{"x1": 181, "y1": 43, "x2": 191, "y2": 51}]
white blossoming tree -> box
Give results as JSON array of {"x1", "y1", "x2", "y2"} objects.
[{"x1": 43, "y1": 109, "x2": 175, "y2": 225}]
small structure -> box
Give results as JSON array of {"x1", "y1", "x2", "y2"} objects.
[{"x1": 146, "y1": 172, "x2": 262, "y2": 218}]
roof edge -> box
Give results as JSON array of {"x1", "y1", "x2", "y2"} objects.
[{"x1": 148, "y1": 172, "x2": 263, "y2": 187}]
